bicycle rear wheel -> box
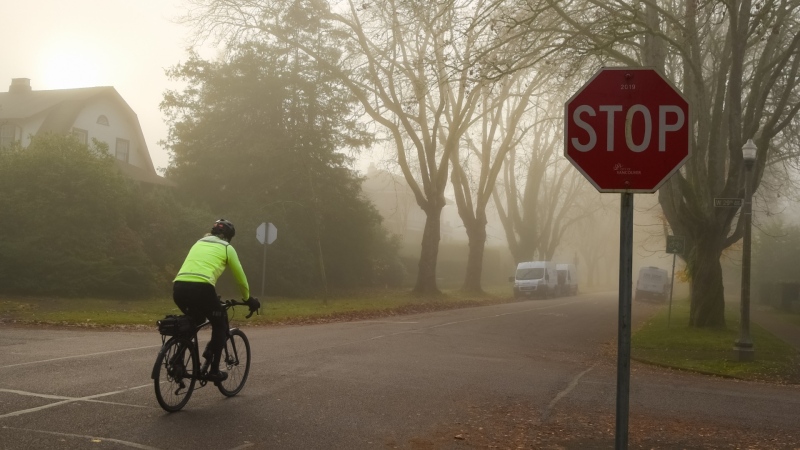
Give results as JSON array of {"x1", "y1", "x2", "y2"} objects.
[
  {"x1": 154, "y1": 336, "x2": 196, "y2": 411},
  {"x1": 217, "y1": 329, "x2": 251, "y2": 397}
]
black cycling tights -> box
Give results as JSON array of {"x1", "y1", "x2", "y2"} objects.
[{"x1": 173, "y1": 281, "x2": 227, "y2": 364}]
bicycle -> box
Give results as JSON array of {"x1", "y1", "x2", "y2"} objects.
[{"x1": 151, "y1": 299, "x2": 258, "y2": 412}]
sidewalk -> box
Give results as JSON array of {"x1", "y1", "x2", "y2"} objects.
[{"x1": 751, "y1": 306, "x2": 800, "y2": 352}]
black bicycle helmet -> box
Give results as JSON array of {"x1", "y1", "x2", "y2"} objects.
[{"x1": 211, "y1": 219, "x2": 236, "y2": 242}]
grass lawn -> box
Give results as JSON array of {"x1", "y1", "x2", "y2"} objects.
[
  {"x1": 0, "y1": 287, "x2": 514, "y2": 328},
  {"x1": 0, "y1": 296, "x2": 178, "y2": 327},
  {"x1": 632, "y1": 297, "x2": 800, "y2": 383}
]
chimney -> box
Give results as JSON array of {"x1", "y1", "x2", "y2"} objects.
[{"x1": 9, "y1": 78, "x2": 32, "y2": 93}]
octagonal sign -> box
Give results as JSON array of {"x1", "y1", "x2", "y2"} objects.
[{"x1": 564, "y1": 67, "x2": 690, "y2": 193}]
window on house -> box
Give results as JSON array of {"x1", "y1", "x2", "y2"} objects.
[
  {"x1": 115, "y1": 138, "x2": 129, "y2": 162},
  {"x1": 97, "y1": 115, "x2": 109, "y2": 126},
  {"x1": 72, "y1": 128, "x2": 88, "y2": 145},
  {"x1": 0, "y1": 123, "x2": 21, "y2": 149}
]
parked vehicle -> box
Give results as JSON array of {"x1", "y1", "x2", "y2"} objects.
[
  {"x1": 557, "y1": 263, "x2": 579, "y2": 296},
  {"x1": 510, "y1": 261, "x2": 558, "y2": 299},
  {"x1": 635, "y1": 266, "x2": 670, "y2": 302}
]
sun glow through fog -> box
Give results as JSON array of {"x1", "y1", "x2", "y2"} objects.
[{"x1": 39, "y1": 39, "x2": 107, "y2": 89}]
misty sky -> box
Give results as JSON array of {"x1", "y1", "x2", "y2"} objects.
[{"x1": 0, "y1": 0, "x2": 204, "y2": 172}]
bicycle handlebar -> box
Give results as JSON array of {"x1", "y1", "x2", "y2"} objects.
[{"x1": 223, "y1": 298, "x2": 261, "y2": 319}]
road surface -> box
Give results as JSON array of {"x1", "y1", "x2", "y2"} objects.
[{"x1": 1, "y1": 292, "x2": 799, "y2": 449}]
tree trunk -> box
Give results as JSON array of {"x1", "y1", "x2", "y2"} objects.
[
  {"x1": 688, "y1": 236, "x2": 726, "y2": 328},
  {"x1": 461, "y1": 221, "x2": 487, "y2": 293},
  {"x1": 413, "y1": 207, "x2": 443, "y2": 296}
]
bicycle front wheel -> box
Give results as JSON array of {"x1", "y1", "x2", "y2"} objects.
[
  {"x1": 154, "y1": 336, "x2": 196, "y2": 412},
  {"x1": 217, "y1": 329, "x2": 251, "y2": 397}
]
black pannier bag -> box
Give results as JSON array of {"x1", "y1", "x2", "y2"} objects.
[{"x1": 157, "y1": 315, "x2": 193, "y2": 336}]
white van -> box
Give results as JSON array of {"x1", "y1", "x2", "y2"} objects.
[
  {"x1": 557, "y1": 263, "x2": 578, "y2": 296},
  {"x1": 635, "y1": 266, "x2": 670, "y2": 302},
  {"x1": 510, "y1": 261, "x2": 558, "y2": 299}
]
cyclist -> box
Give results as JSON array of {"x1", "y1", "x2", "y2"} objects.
[{"x1": 173, "y1": 219, "x2": 259, "y2": 383}]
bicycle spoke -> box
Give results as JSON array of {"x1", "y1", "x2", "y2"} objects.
[
  {"x1": 154, "y1": 337, "x2": 196, "y2": 412},
  {"x1": 216, "y1": 329, "x2": 250, "y2": 397}
]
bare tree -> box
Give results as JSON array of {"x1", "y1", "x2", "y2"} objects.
[
  {"x1": 490, "y1": 80, "x2": 601, "y2": 265},
  {"x1": 540, "y1": 0, "x2": 800, "y2": 326},
  {"x1": 184, "y1": 0, "x2": 553, "y2": 295},
  {"x1": 449, "y1": 65, "x2": 551, "y2": 292}
]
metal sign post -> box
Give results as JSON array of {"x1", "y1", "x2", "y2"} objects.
[
  {"x1": 256, "y1": 222, "x2": 278, "y2": 298},
  {"x1": 615, "y1": 193, "x2": 634, "y2": 449},
  {"x1": 665, "y1": 236, "x2": 685, "y2": 328},
  {"x1": 261, "y1": 239, "x2": 267, "y2": 298}
]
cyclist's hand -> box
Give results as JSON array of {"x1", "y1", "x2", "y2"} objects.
[{"x1": 245, "y1": 297, "x2": 261, "y2": 318}]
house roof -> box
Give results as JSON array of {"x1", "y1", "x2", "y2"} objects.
[
  {"x1": 0, "y1": 83, "x2": 159, "y2": 176},
  {"x1": 0, "y1": 86, "x2": 106, "y2": 119}
]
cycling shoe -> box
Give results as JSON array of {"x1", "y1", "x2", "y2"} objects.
[{"x1": 206, "y1": 371, "x2": 228, "y2": 383}]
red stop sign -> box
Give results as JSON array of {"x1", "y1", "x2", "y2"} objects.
[{"x1": 564, "y1": 67, "x2": 690, "y2": 193}]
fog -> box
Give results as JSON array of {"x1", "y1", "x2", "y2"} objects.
[
  {"x1": 362, "y1": 164, "x2": 700, "y2": 294},
  {"x1": 3, "y1": 0, "x2": 798, "y2": 302}
]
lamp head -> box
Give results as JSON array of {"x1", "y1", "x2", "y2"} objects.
[{"x1": 742, "y1": 139, "x2": 757, "y2": 167}]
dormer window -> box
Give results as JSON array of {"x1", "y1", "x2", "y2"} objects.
[{"x1": 97, "y1": 115, "x2": 109, "y2": 126}]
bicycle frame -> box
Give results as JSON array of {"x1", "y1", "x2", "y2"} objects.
[
  {"x1": 152, "y1": 299, "x2": 255, "y2": 411},
  {"x1": 151, "y1": 300, "x2": 247, "y2": 383}
]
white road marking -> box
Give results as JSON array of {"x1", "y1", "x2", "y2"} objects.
[
  {"x1": 544, "y1": 364, "x2": 598, "y2": 420},
  {"x1": 0, "y1": 345, "x2": 161, "y2": 370},
  {"x1": 227, "y1": 443, "x2": 256, "y2": 450},
  {"x1": 0, "y1": 389, "x2": 73, "y2": 400},
  {"x1": 0, "y1": 384, "x2": 154, "y2": 419},
  {"x1": 1, "y1": 426, "x2": 160, "y2": 450}
]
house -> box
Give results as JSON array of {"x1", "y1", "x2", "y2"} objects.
[{"x1": 0, "y1": 78, "x2": 171, "y2": 186}]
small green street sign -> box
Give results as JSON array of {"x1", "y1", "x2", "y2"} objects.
[{"x1": 666, "y1": 235, "x2": 685, "y2": 254}]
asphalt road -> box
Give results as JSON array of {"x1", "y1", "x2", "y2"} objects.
[{"x1": 1, "y1": 292, "x2": 799, "y2": 449}]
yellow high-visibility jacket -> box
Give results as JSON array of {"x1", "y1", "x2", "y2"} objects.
[{"x1": 174, "y1": 235, "x2": 250, "y2": 300}]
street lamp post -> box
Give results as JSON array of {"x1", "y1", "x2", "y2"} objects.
[{"x1": 733, "y1": 138, "x2": 757, "y2": 362}]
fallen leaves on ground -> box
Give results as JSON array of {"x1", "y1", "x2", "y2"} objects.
[{"x1": 409, "y1": 401, "x2": 800, "y2": 449}]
